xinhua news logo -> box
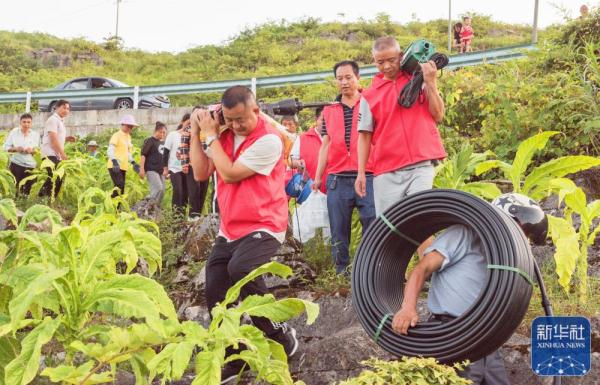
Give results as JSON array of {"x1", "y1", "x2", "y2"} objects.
[{"x1": 531, "y1": 316, "x2": 591, "y2": 377}]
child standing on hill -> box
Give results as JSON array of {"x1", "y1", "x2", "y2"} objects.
[{"x1": 460, "y1": 16, "x2": 474, "y2": 53}]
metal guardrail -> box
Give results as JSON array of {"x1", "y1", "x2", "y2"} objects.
[{"x1": 0, "y1": 44, "x2": 534, "y2": 110}]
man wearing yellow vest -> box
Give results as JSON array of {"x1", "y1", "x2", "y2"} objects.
[{"x1": 107, "y1": 115, "x2": 140, "y2": 198}]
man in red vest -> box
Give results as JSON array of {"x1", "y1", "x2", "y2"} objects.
[
  {"x1": 355, "y1": 36, "x2": 446, "y2": 216},
  {"x1": 313, "y1": 60, "x2": 376, "y2": 274},
  {"x1": 189, "y1": 86, "x2": 298, "y2": 384},
  {"x1": 289, "y1": 107, "x2": 327, "y2": 193}
]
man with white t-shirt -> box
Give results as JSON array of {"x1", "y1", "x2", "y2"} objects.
[
  {"x1": 40, "y1": 99, "x2": 70, "y2": 198},
  {"x1": 3, "y1": 113, "x2": 40, "y2": 196},
  {"x1": 189, "y1": 86, "x2": 298, "y2": 384}
]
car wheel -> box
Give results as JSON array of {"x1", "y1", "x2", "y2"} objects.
[
  {"x1": 48, "y1": 101, "x2": 57, "y2": 112},
  {"x1": 115, "y1": 98, "x2": 133, "y2": 110}
]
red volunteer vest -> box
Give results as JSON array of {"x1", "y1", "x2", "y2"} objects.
[
  {"x1": 323, "y1": 98, "x2": 374, "y2": 174},
  {"x1": 217, "y1": 117, "x2": 288, "y2": 240},
  {"x1": 299, "y1": 126, "x2": 327, "y2": 193},
  {"x1": 362, "y1": 72, "x2": 447, "y2": 176}
]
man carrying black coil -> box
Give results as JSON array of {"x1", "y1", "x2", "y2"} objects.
[{"x1": 392, "y1": 193, "x2": 548, "y2": 385}]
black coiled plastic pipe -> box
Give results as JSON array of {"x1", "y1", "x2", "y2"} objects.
[
  {"x1": 351, "y1": 189, "x2": 534, "y2": 364},
  {"x1": 398, "y1": 53, "x2": 450, "y2": 108}
]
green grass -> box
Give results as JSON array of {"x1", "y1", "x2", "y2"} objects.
[{"x1": 521, "y1": 258, "x2": 600, "y2": 335}]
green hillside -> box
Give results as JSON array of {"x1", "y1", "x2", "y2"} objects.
[
  {"x1": 0, "y1": 14, "x2": 531, "y2": 100},
  {"x1": 1, "y1": 11, "x2": 598, "y2": 160}
]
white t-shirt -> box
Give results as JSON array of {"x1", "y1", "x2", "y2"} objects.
[
  {"x1": 163, "y1": 131, "x2": 182, "y2": 173},
  {"x1": 207, "y1": 133, "x2": 285, "y2": 243},
  {"x1": 3, "y1": 127, "x2": 40, "y2": 168},
  {"x1": 41, "y1": 113, "x2": 66, "y2": 158}
]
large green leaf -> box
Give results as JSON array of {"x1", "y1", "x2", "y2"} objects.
[
  {"x1": 18, "y1": 205, "x2": 63, "y2": 232},
  {"x1": 462, "y1": 182, "x2": 502, "y2": 200},
  {"x1": 587, "y1": 200, "x2": 600, "y2": 222},
  {"x1": 181, "y1": 321, "x2": 210, "y2": 347},
  {"x1": 89, "y1": 274, "x2": 176, "y2": 320},
  {"x1": 547, "y1": 215, "x2": 580, "y2": 292},
  {"x1": 0, "y1": 264, "x2": 67, "y2": 331},
  {"x1": 0, "y1": 335, "x2": 19, "y2": 385},
  {"x1": 523, "y1": 156, "x2": 600, "y2": 200},
  {"x1": 5, "y1": 317, "x2": 60, "y2": 385},
  {"x1": 147, "y1": 341, "x2": 194, "y2": 382},
  {"x1": 41, "y1": 361, "x2": 114, "y2": 385},
  {"x1": 130, "y1": 348, "x2": 156, "y2": 385},
  {"x1": 509, "y1": 131, "x2": 559, "y2": 191},
  {"x1": 237, "y1": 295, "x2": 320, "y2": 325},
  {"x1": 0, "y1": 199, "x2": 17, "y2": 227},
  {"x1": 192, "y1": 351, "x2": 224, "y2": 385},
  {"x1": 474, "y1": 159, "x2": 511, "y2": 176},
  {"x1": 222, "y1": 262, "x2": 292, "y2": 307}
]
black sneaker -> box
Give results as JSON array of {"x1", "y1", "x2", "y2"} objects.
[
  {"x1": 220, "y1": 360, "x2": 247, "y2": 385},
  {"x1": 282, "y1": 326, "x2": 299, "y2": 357},
  {"x1": 272, "y1": 322, "x2": 299, "y2": 358}
]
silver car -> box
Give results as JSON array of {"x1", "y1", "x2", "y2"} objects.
[{"x1": 39, "y1": 77, "x2": 170, "y2": 111}]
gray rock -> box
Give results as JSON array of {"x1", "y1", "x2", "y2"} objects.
[
  {"x1": 172, "y1": 265, "x2": 191, "y2": 284},
  {"x1": 288, "y1": 296, "x2": 360, "y2": 339},
  {"x1": 183, "y1": 305, "x2": 211, "y2": 328},
  {"x1": 191, "y1": 266, "x2": 206, "y2": 291},
  {"x1": 291, "y1": 325, "x2": 394, "y2": 385},
  {"x1": 131, "y1": 198, "x2": 162, "y2": 221},
  {"x1": 182, "y1": 215, "x2": 219, "y2": 262}
]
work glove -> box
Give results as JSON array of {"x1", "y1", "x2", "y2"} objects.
[
  {"x1": 111, "y1": 159, "x2": 121, "y2": 173},
  {"x1": 131, "y1": 162, "x2": 141, "y2": 174}
]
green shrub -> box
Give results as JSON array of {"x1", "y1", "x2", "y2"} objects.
[{"x1": 337, "y1": 357, "x2": 471, "y2": 385}]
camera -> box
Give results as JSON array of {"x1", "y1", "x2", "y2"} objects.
[{"x1": 208, "y1": 104, "x2": 225, "y2": 126}]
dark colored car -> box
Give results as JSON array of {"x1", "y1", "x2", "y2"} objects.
[{"x1": 39, "y1": 77, "x2": 170, "y2": 111}]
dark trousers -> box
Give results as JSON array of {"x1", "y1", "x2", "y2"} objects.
[
  {"x1": 170, "y1": 171, "x2": 187, "y2": 214},
  {"x1": 108, "y1": 168, "x2": 126, "y2": 198},
  {"x1": 205, "y1": 232, "x2": 282, "y2": 338},
  {"x1": 170, "y1": 168, "x2": 209, "y2": 217},
  {"x1": 39, "y1": 156, "x2": 62, "y2": 198},
  {"x1": 9, "y1": 162, "x2": 34, "y2": 196},
  {"x1": 186, "y1": 167, "x2": 208, "y2": 217},
  {"x1": 326, "y1": 174, "x2": 376, "y2": 273},
  {"x1": 430, "y1": 314, "x2": 510, "y2": 385}
]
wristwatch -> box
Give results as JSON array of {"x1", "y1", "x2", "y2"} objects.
[{"x1": 205, "y1": 135, "x2": 217, "y2": 147}]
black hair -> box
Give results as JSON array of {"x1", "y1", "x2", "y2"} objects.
[
  {"x1": 333, "y1": 60, "x2": 360, "y2": 77},
  {"x1": 315, "y1": 106, "x2": 324, "y2": 119},
  {"x1": 454, "y1": 22, "x2": 463, "y2": 40},
  {"x1": 55, "y1": 100, "x2": 70, "y2": 109},
  {"x1": 221, "y1": 85, "x2": 255, "y2": 109},
  {"x1": 20, "y1": 113, "x2": 33, "y2": 121},
  {"x1": 155, "y1": 121, "x2": 166, "y2": 131},
  {"x1": 181, "y1": 113, "x2": 191, "y2": 122}
]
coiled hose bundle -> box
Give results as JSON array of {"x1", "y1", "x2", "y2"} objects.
[
  {"x1": 398, "y1": 53, "x2": 450, "y2": 108},
  {"x1": 352, "y1": 189, "x2": 535, "y2": 364}
]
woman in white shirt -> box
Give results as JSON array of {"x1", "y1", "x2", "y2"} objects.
[{"x1": 3, "y1": 113, "x2": 40, "y2": 196}]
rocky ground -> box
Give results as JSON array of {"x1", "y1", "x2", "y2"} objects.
[
  {"x1": 155, "y1": 169, "x2": 600, "y2": 385},
  {"x1": 7, "y1": 170, "x2": 600, "y2": 384}
]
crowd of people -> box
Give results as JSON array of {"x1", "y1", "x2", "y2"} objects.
[{"x1": 2, "y1": 34, "x2": 549, "y2": 385}]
